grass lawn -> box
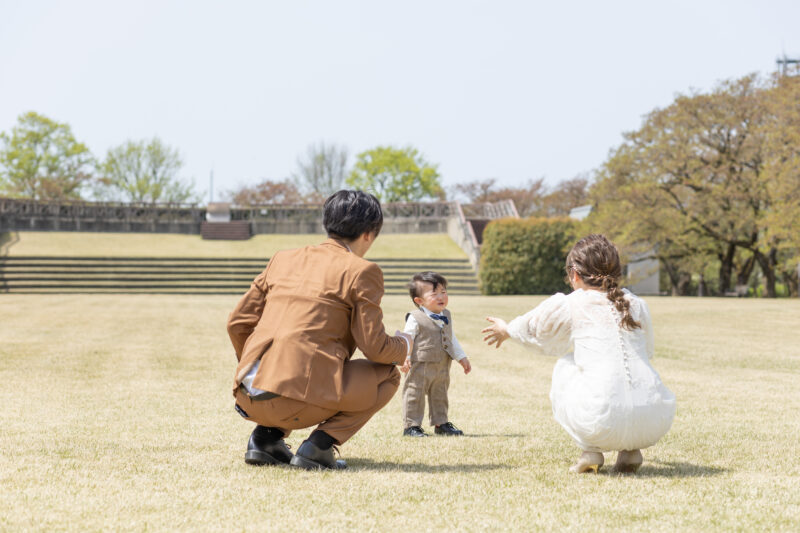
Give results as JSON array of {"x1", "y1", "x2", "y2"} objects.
[
  {"x1": 1, "y1": 294, "x2": 799, "y2": 531},
  {"x1": 0, "y1": 231, "x2": 468, "y2": 260}
]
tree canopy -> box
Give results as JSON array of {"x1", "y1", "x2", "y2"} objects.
[
  {"x1": 346, "y1": 146, "x2": 444, "y2": 202},
  {"x1": 292, "y1": 141, "x2": 349, "y2": 200},
  {"x1": 453, "y1": 176, "x2": 589, "y2": 217},
  {"x1": 229, "y1": 179, "x2": 304, "y2": 206},
  {"x1": 0, "y1": 111, "x2": 94, "y2": 200},
  {"x1": 587, "y1": 73, "x2": 800, "y2": 297},
  {"x1": 98, "y1": 138, "x2": 195, "y2": 204}
]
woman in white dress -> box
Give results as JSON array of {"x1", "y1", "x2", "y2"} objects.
[{"x1": 482, "y1": 234, "x2": 675, "y2": 473}]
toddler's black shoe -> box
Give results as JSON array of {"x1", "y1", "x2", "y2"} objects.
[
  {"x1": 434, "y1": 422, "x2": 463, "y2": 436},
  {"x1": 403, "y1": 426, "x2": 427, "y2": 437}
]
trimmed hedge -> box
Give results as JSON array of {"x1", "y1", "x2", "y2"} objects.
[{"x1": 480, "y1": 217, "x2": 577, "y2": 295}]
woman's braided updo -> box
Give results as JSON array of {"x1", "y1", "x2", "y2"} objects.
[{"x1": 566, "y1": 234, "x2": 641, "y2": 330}]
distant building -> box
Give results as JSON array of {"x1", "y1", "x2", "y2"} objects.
[
  {"x1": 568, "y1": 205, "x2": 593, "y2": 221},
  {"x1": 205, "y1": 202, "x2": 231, "y2": 223},
  {"x1": 569, "y1": 205, "x2": 660, "y2": 295}
]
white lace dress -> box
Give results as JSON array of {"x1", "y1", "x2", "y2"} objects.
[{"x1": 506, "y1": 289, "x2": 675, "y2": 452}]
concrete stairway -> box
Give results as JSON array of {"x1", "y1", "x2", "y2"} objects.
[{"x1": 0, "y1": 256, "x2": 480, "y2": 295}]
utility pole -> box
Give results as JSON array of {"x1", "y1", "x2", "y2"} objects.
[
  {"x1": 209, "y1": 169, "x2": 214, "y2": 204},
  {"x1": 776, "y1": 54, "x2": 800, "y2": 76}
]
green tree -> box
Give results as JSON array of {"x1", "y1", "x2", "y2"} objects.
[
  {"x1": 346, "y1": 145, "x2": 444, "y2": 202},
  {"x1": 588, "y1": 145, "x2": 718, "y2": 296},
  {"x1": 98, "y1": 138, "x2": 195, "y2": 204},
  {"x1": 760, "y1": 72, "x2": 800, "y2": 296},
  {"x1": 542, "y1": 175, "x2": 590, "y2": 217},
  {"x1": 587, "y1": 74, "x2": 798, "y2": 296},
  {"x1": 0, "y1": 111, "x2": 94, "y2": 200}
]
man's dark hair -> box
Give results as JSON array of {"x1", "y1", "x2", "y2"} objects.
[
  {"x1": 323, "y1": 190, "x2": 384, "y2": 240},
  {"x1": 408, "y1": 271, "x2": 448, "y2": 303}
]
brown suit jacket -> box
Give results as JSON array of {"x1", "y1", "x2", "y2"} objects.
[{"x1": 228, "y1": 238, "x2": 406, "y2": 410}]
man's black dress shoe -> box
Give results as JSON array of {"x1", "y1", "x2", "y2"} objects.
[
  {"x1": 434, "y1": 422, "x2": 464, "y2": 436},
  {"x1": 289, "y1": 440, "x2": 347, "y2": 470},
  {"x1": 403, "y1": 426, "x2": 427, "y2": 437},
  {"x1": 244, "y1": 429, "x2": 293, "y2": 466}
]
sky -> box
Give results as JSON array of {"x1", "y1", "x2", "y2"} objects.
[{"x1": 1, "y1": 0, "x2": 799, "y2": 203}]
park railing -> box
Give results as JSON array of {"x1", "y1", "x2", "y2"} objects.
[
  {"x1": 461, "y1": 199, "x2": 519, "y2": 219},
  {"x1": 0, "y1": 196, "x2": 520, "y2": 272},
  {"x1": 0, "y1": 197, "x2": 204, "y2": 233},
  {"x1": 0, "y1": 197, "x2": 468, "y2": 234}
]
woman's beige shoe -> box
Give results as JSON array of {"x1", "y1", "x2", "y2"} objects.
[
  {"x1": 613, "y1": 449, "x2": 643, "y2": 473},
  {"x1": 569, "y1": 451, "x2": 604, "y2": 473}
]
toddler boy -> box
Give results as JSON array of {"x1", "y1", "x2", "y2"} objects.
[{"x1": 401, "y1": 271, "x2": 471, "y2": 437}]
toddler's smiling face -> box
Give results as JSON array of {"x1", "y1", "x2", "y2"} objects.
[{"x1": 413, "y1": 281, "x2": 448, "y2": 313}]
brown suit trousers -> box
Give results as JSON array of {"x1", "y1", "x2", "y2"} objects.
[{"x1": 235, "y1": 359, "x2": 400, "y2": 444}]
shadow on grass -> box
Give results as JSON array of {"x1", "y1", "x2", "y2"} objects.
[
  {"x1": 603, "y1": 460, "x2": 727, "y2": 478},
  {"x1": 461, "y1": 433, "x2": 526, "y2": 438},
  {"x1": 348, "y1": 458, "x2": 513, "y2": 473}
]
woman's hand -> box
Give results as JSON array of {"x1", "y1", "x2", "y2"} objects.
[{"x1": 482, "y1": 317, "x2": 510, "y2": 348}]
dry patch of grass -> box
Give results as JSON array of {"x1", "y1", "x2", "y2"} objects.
[
  {"x1": 1, "y1": 294, "x2": 799, "y2": 531},
  {"x1": 0, "y1": 231, "x2": 468, "y2": 260}
]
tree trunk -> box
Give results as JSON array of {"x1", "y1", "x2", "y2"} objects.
[
  {"x1": 754, "y1": 248, "x2": 778, "y2": 298},
  {"x1": 662, "y1": 260, "x2": 682, "y2": 296},
  {"x1": 785, "y1": 273, "x2": 799, "y2": 298},
  {"x1": 736, "y1": 254, "x2": 756, "y2": 286},
  {"x1": 697, "y1": 274, "x2": 708, "y2": 297},
  {"x1": 779, "y1": 265, "x2": 799, "y2": 298},
  {"x1": 717, "y1": 243, "x2": 735, "y2": 294},
  {"x1": 734, "y1": 253, "x2": 756, "y2": 296},
  {"x1": 677, "y1": 273, "x2": 692, "y2": 296}
]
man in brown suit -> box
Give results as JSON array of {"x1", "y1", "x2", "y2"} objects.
[{"x1": 228, "y1": 190, "x2": 411, "y2": 470}]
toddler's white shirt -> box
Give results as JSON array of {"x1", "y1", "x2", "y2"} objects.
[{"x1": 403, "y1": 306, "x2": 467, "y2": 361}]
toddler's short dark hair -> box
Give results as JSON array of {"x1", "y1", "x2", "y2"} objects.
[{"x1": 408, "y1": 271, "x2": 448, "y2": 304}]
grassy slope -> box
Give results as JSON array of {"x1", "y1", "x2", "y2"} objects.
[
  {"x1": 0, "y1": 231, "x2": 468, "y2": 260},
  {"x1": 1, "y1": 294, "x2": 799, "y2": 531}
]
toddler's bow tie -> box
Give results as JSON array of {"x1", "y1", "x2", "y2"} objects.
[{"x1": 429, "y1": 313, "x2": 449, "y2": 325}]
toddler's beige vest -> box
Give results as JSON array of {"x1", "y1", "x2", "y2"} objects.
[{"x1": 409, "y1": 308, "x2": 454, "y2": 363}]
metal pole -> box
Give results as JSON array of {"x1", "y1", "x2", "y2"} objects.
[{"x1": 776, "y1": 54, "x2": 800, "y2": 76}]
